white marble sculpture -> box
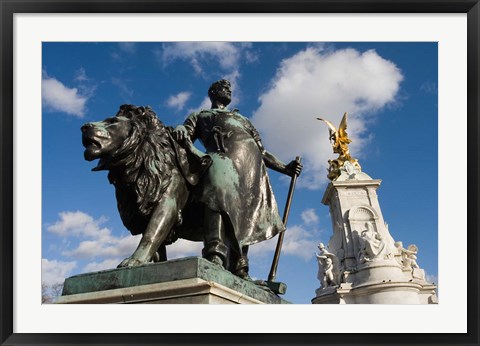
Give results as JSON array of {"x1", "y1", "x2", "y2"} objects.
[
  {"x1": 357, "y1": 222, "x2": 392, "y2": 264},
  {"x1": 394, "y1": 242, "x2": 426, "y2": 280},
  {"x1": 313, "y1": 115, "x2": 437, "y2": 304},
  {"x1": 395, "y1": 242, "x2": 420, "y2": 268},
  {"x1": 316, "y1": 243, "x2": 341, "y2": 289}
]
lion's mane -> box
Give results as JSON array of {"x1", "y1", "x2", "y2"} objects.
[{"x1": 107, "y1": 104, "x2": 176, "y2": 235}]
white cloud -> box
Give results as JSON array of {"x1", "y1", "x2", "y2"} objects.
[
  {"x1": 42, "y1": 76, "x2": 88, "y2": 117},
  {"x1": 48, "y1": 207, "x2": 319, "y2": 274},
  {"x1": 73, "y1": 68, "x2": 97, "y2": 99},
  {"x1": 47, "y1": 211, "x2": 138, "y2": 262},
  {"x1": 159, "y1": 42, "x2": 250, "y2": 112},
  {"x1": 250, "y1": 225, "x2": 319, "y2": 261},
  {"x1": 250, "y1": 209, "x2": 322, "y2": 261},
  {"x1": 64, "y1": 235, "x2": 139, "y2": 259},
  {"x1": 166, "y1": 239, "x2": 203, "y2": 259},
  {"x1": 281, "y1": 225, "x2": 319, "y2": 260},
  {"x1": 46, "y1": 210, "x2": 203, "y2": 272},
  {"x1": 247, "y1": 236, "x2": 277, "y2": 256},
  {"x1": 251, "y1": 47, "x2": 403, "y2": 189},
  {"x1": 47, "y1": 211, "x2": 109, "y2": 238},
  {"x1": 301, "y1": 209, "x2": 320, "y2": 226},
  {"x1": 308, "y1": 42, "x2": 329, "y2": 51},
  {"x1": 42, "y1": 258, "x2": 77, "y2": 286},
  {"x1": 79, "y1": 239, "x2": 203, "y2": 272},
  {"x1": 76, "y1": 237, "x2": 202, "y2": 269},
  {"x1": 76, "y1": 239, "x2": 203, "y2": 274},
  {"x1": 160, "y1": 42, "x2": 243, "y2": 74},
  {"x1": 186, "y1": 97, "x2": 212, "y2": 115},
  {"x1": 223, "y1": 69, "x2": 241, "y2": 106},
  {"x1": 167, "y1": 91, "x2": 191, "y2": 111},
  {"x1": 46, "y1": 207, "x2": 322, "y2": 277}
]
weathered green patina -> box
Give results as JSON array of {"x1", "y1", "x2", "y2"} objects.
[
  {"x1": 62, "y1": 257, "x2": 290, "y2": 304},
  {"x1": 173, "y1": 79, "x2": 302, "y2": 280},
  {"x1": 182, "y1": 107, "x2": 285, "y2": 250},
  {"x1": 81, "y1": 105, "x2": 212, "y2": 269}
]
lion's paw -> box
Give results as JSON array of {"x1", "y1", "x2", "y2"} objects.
[{"x1": 117, "y1": 257, "x2": 145, "y2": 268}]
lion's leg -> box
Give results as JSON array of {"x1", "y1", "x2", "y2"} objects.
[
  {"x1": 117, "y1": 204, "x2": 178, "y2": 267},
  {"x1": 152, "y1": 244, "x2": 167, "y2": 262},
  {"x1": 118, "y1": 174, "x2": 188, "y2": 268}
]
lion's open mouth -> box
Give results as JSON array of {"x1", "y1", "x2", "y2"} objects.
[
  {"x1": 82, "y1": 135, "x2": 103, "y2": 162},
  {"x1": 82, "y1": 136, "x2": 101, "y2": 149}
]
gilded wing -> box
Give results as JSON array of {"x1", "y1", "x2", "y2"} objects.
[
  {"x1": 318, "y1": 112, "x2": 358, "y2": 180},
  {"x1": 317, "y1": 117, "x2": 338, "y2": 143},
  {"x1": 317, "y1": 117, "x2": 337, "y2": 134},
  {"x1": 338, "y1": 112, "x2": 348, "y2": 139}
]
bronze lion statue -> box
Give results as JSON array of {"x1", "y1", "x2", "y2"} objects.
[{"x1": 81, "y1": 104, "x2": 211, "y2": 268}]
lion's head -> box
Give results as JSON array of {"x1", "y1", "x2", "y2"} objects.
[
  {"x1": 82, "y1": 104, "x2": 161, "y2": 162},
  {"x1": 81, "y1": 104, "x2": 177, "y2": 235}
]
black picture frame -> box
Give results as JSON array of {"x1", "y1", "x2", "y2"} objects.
[{"x1": 1, "y1": 1, "x2": 478, "y2": 345}]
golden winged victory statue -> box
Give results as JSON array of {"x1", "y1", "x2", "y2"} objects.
[{"x1": 317, "y1": 112, "x2": 362, "y2": 181}]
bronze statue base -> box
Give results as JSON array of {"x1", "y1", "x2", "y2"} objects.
[{"x1": 58, "y1": 257, "x2": 290, "y2": 304}]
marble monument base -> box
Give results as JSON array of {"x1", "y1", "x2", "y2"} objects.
[
  {"x1": 312, "y1": 260, "x2": 438, "y2": 304},
  {"x1": 57, "y1": 257, "x2": 289, "y2": 304}
]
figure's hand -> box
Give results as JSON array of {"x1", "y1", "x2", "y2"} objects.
[
  {"x1": 173, "y1": 125, "x2": 189, "y2": 144},
  {"x1": 285, "y1": 159, "x2": 303, "y2": 177}
]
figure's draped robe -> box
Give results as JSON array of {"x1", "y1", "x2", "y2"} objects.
[{"x1": 183, "y1": 108, "x2": 285, "y2": 254}]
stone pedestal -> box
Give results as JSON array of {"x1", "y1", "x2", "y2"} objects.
[
  {"x1": 312, "y1": 262, "x2": 438, "y2": 304},
  {"x1": 58, "y1": 257, "x2": 289, "y2": 304},
  {"x1": 312, "y1": 164, "x2": 437, "y2": 304}
]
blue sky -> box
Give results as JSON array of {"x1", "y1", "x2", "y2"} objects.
[{"x1": 42, "y1": 42, "x2": 438, "y2": 304}]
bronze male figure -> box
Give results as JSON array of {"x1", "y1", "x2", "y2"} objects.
[{"x1": 174, "y1": 79, "x2": 302, "y2": 279}]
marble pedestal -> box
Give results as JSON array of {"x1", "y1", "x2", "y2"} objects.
[
  {"x1": 312, "y1": 165, "x2": 438, "y2": 304},
  {"x1": 58, "y1": 257, "x2": 289, "y2": 304},
  {"x1": 312, "y1": 260, "x2": 438, "y2": 304}
]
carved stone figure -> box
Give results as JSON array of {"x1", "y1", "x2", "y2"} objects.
[
  {"x1": 399, "y1": 243, "x2": 420, "y2": 269},
  {"x1": 357, "y1": 222, "x2": 390, "y2": 264},
  {"x1": 317, "y1": 242, "x2": 333, "y2": 258},
  {"x1": 316, "y1": 243, "x2": 341, "y2": 288},
  {"x1": 174, "y1": 79, "x2": 302, "y2": 279},
  {"x1": 394, "y1": 242, "x2": 426, "y2": 280},
  {"x1": 321, "y1": 258, "x2": 335, "y2": 288},
  {"x1": 81, "y1": 104, "x2": 212, "y2": 267}
]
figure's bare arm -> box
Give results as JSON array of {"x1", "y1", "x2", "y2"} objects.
[
  {"x1": 173, "y1": 112, "x2": 198, "y2": 144},
  {"x1": 259, "y1": 142, "x2": 287, "y2": 173},
  {"x1": 257, "y1": 140, "x2": 302, "y2": 177},
  {"x1": 245, "y1": 117, "x2": 302, "y2": 177}
]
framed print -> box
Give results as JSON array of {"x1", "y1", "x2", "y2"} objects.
[{"x1": 1, "y1": 1, "x2": 479, "y2": 346}]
